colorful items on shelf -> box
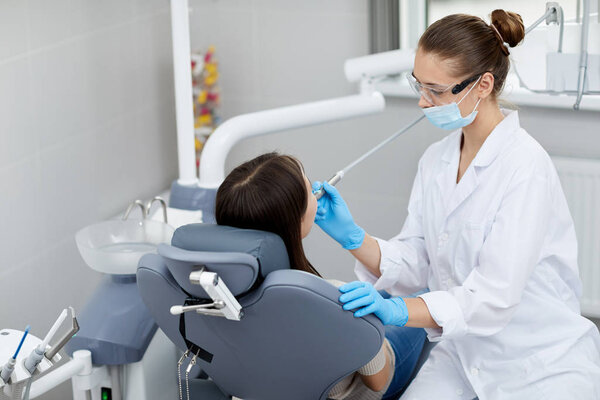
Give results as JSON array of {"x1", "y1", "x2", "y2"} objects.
[{"x1": 191, "y1": 45, "x2": 221, "y2": 171}]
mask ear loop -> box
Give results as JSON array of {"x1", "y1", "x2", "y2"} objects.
[
  {"x1": 457, "y1": 75, "x2": 482, "y2": 106},
  {"x1": 471, "y1": 97, "x2": 482, "y2": 113},
  {"x1": 455, "y1": 76, "x2": 482, "y2": 118}
]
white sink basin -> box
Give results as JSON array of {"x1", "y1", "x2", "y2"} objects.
[{"x1": 75, "y1": 219, "x2": 175, "y2": 275}]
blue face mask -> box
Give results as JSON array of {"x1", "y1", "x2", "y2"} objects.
[{"x1": 422, "y1": 76, "x2": 481, "y2": 130}]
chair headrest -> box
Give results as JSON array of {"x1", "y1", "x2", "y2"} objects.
[{"x1": 162, "y1": 224, "x2": 290, "y2": 298}]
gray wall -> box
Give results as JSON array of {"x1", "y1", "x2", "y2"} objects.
[{"x1": 0, "y1": 1, "x2": 177, "y2": 398}]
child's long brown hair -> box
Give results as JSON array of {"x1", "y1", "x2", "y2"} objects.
[{"x1": 215, "y1": 152, "x2": 321, "y2": 277}]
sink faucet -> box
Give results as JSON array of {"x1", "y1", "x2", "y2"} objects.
[
  {"x1": 122, "y1": 200, "x2": 147, "y2": 220},
  {"x1": 147, "y1": 197, "x2": 168, "y2": 223}
]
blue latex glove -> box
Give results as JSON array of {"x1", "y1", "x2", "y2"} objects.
[
  {"x1": 339, "y1": 281, "x2": 409, "y2": 326},
  {"x1": 312, "y1": 181, "x2": 365, "y2": 250}
]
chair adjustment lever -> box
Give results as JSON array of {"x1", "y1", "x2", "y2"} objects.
[{"x1": 170, "y1": 301, "x2": 224, "y2": 315}]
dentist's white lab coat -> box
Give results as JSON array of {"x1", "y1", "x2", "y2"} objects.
[{"x1": 356, "y1": 110, "x2": 600, "y2": 399}]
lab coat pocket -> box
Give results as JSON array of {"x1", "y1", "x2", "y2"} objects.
[{"x1": 453, "y1": 223, "x2": 484, "y2": 283}]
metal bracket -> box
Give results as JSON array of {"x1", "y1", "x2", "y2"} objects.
[
  {"x1": 525, "y1": 3, "x2": 563, "y2": 34},
  {"x1": 545, "y1": 2, "x2": 561, "y2": 24},
  {"x1": 170, "y1": 269, "x2": 243, "y2": 321},
  {"x1": 45, "y1": 307, "x2": 80, "y2": 360}
]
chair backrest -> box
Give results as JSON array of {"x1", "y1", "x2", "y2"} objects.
[{"x1": 137, "y1": 224, "x2": 384, "y2": 400}]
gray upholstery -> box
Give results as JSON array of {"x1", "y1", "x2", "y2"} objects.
[
  {"x1": 137, "y1": 225, "x2": 385, "y2": 400},
  {"x1": 158, "y1": 244, "x2": 260, "y2": 298},
  {"x1": 172, "y1": 224, "x2": 291, "y2": 277},
  {"x1": 65, "y1": 275, "x2": 157, "y2": 365},
  {"x1": 163, "y1": 224, "x2": 291, "y2": 299},
  {"x1": 188, "y1": 379, "x2": 231, "y2": 400}
]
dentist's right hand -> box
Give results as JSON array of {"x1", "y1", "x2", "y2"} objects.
[{"x1": 312, "y1": 181, "x2": 365, "y2": 250}]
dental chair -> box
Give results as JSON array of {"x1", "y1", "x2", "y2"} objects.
[{"x1": 137, "y1": 223, "x2": 389, "y2": 400}]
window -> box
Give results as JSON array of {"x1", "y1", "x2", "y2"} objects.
[{"x1": 375, "y1": 0, "x2": 600, "y2": 111}]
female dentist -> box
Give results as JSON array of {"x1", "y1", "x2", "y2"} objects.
[{"x1": 313, "y1": 10, "x2": 600, "y2": 400}]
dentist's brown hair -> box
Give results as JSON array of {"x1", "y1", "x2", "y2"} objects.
[{"x1": 418, "y1": 10, "x2": 525, "y2": 97}]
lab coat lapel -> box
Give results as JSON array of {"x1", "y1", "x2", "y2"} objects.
[
  {"x1": 435, "y1": 131, "x2": 463, "y2": 219},
  {"x1": 437, "y1": 110, "x2": 520, "y2": 220},
  {"x1": 444, "y1": 166, "x2": 479, "y2": 219},
  {"x1": 435, "y1": 162, "x2": 456, "y2": 213}
]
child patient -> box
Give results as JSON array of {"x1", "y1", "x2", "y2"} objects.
[{"x1": 215, "y1": 152, "x2": 426, "y2": 400}]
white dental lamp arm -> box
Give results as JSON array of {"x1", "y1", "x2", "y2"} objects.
[
  {"x1": 344, "y1": 49, "x2": 415, "y2": 82},
  {"x1": 198, "y1": 49, "x2": 418, "y2": 188},
  {"x1": 198, "y1": 91, "x2": 385, "y2": 188}
]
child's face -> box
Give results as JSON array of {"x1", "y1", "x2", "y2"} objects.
[{"x1": 300, "y1": 175, "x2": 317, "y2": 238}]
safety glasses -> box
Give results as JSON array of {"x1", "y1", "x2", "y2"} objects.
[{"x1": 407, "y1": 72, "x2": 481, "y2": 105}]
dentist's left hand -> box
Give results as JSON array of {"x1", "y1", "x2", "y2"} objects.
[{"x1": 339, "y1": 281, "x2": 409, "y2": 326}]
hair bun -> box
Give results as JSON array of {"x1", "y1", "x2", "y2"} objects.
[{"x1": 491, "y1": 9, "x2": 525, "y2": 47}]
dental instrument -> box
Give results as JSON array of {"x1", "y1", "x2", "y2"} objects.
[
  {"x1": 24, "y1": 309, "x2": 67, "y2": 374},
  {"x1": 0, "y1": 307, "x2": 88, "y2": 400},
  {"x1": 313, "y1": 114, "x2": 426, "y2": 199},
  {"x1": 19, "y1": 310, "x2": 79, "y2": 400},
  {"x1": 12, "y1": 326, "x2": 30, "y2": 361},
  {"x1": 0, "y1": 326, "x2": 30, "y2": 384},
  {"x1": 45, "y1": 307, "x2": 79, "y2": 360}
]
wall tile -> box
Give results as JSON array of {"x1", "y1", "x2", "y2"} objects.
[
  {"x1": 0, "y1": 258, "x2": 37, "y2": 328},
  {"x1": 71, "y1": 0, "x2": 134, "y2": 36},
  {"x1": 30, "y1": 41, "x2": 93, "y2": 149},
  {"x1": 0, "y1": 156, "x2": 43, "y2": 271},
  {"x1": 27, "y1": 0, "x2": 73, "y2": 51},
  {"x1": 255, "y1": 11, "x2": 368, "y2": 102},
  {"x1": 0, "y1": 0, "x2": 29, "y2": 60},
  {"x1": 190, "y1": 0, "x2": 254, "y2": 14},
  {"x1": 90, "y1": 116, "x2": 139, "y2": 217},
  {"x1": 133, "y1": 0, "x2": 171, "y2": 16},
  {"x1": 189, "y1": 8, "x2": 258, "y2": 99},
  {"x1": 78, "y1": 24, "x2": 139, "y2": 127},
  {"x1": 252, "y1": 0, "x2": 368, "y2": 15},
  {"x1": 0, "y1": 58, "x2": 37, "y2": 169},
  {"x1": 33, "y1": 237, "x2": 104, "y2": 328},
  {"x1": 38, "y1": 132, "x2": 98, "y2": 247},
  {"x1": 131, "y1": 101, "x2": 178, "y2": 197},
  {"x1": 131, "y1": 11, "x2": 175, "y2": 109}
]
